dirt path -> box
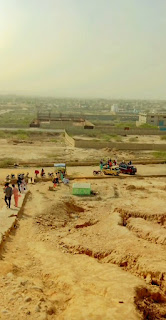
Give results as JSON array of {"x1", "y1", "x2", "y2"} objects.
[{"x1": 0, "y1": 164, "x2": 165, "y2": 186}]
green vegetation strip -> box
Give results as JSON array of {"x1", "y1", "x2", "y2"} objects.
[
  {"x1": 0, "y1": 130, "x2": 60, "y2": 141},
  {"x1": 153, "y1": 151, "x2": 166, "y2": 160},
  {"x1": 139, "y1": 123, "x2": 158, "y2": 129},
  {"x1": 160, "y1": 136, "x2": 166, "y2": 140}
]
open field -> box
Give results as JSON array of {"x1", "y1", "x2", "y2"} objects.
[
  {"x1": 0, "y1": 133, "x2": 166, "y2": 167},
  {"x1": 0, "y1": 169, "x2": 166, "y2": 319},
  {"x1": 74, "y1": 134, "x2": 166, "y2": 144},
  {"x1": 0, "y1": 122, "x2": 165, "y2": 319}
]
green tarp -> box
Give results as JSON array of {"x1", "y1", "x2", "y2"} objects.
[{"x1": 72, "y1": 183, "x2": 91, "y2": 195}]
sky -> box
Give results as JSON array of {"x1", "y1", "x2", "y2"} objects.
[{"x1": 0, "y1": 0, "x2": 166, "y2": 99}]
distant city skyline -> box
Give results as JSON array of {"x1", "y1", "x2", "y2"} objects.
[
  {"x1": 0, "y1": 0, "x2": 166, "y2": 99},
  {"x1": 0, "y1": 92, "x2": 166, "y2": 102}
]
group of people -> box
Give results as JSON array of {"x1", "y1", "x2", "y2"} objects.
[
  {"x1": 17, "y1": 175, "x2": 28, "y2": 194},
  {"x1": 100, "y1": 158, "x2": 117, "y2": 170},
  {"x1": 52, "y1": 171, "x2": 69, "y2": 187},
  {"x1": 4, "y1": 183, "x2": 19, "y2": 209},
  {"x1": 100, "y1": 158, "x2": 132, "y2": 170},
  {"x1": 35, "y1": 169, "x2": 44, "y2": 178},
  {"x1": 4, "y1": 174, "x2": 28, "y2": 209},
  {"x1": 53, "y1": 172, "x2": 61, "y2": 186},
  {"x1": 34, "y1": 168, "x2": 69, "y2": 186},
  {"x1": 121, "y1": 160, "x2": 132, "y2": 165},
  {"x1": 3, "y1": 167, "x2": 69, "y2": 209}
]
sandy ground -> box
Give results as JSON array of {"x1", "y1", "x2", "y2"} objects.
[
  {"x1": 0, "y1": 136, "x2": 165, "y2": 319},
  {"x1": 68, "y1": 164, "x2": 166, "y2": 177},
  {"x1": 0, "y1": 138, "x2": 157, "y2": 163},
  {"x1": 0, "y1": 139, "x2": 65, "y2": 161},
  {"x1": 0, "y1": 167, "x2": 165, "y2": 319},
  {"x1": 123, "y1": 135, "x2": 166, "y2": 144},
  {"x1": 74, "y1": 135, "x2": 166, "y2": 144}
]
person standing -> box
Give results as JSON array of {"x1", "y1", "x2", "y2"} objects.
[
  {"x1": 35, "y1": 170, "x2": 39, "y2": 178},
  {"x1": 100, "y1": 160, "x2": 103, "y2": 171},
  {"x1": 41, "y1": 168, "x2": 45, "y2": 177},
  {"x1": 20, "y1": 180, "x2": 25, "y2": 194},
  {"x1": 109, "y1": 159, "x2": 112, "y2": 167},
  {"x1": 12, "y1": 184, "x2": 19, "y2": 207},
  {"x1": 4, "y1": 183, "x2": 13, "y2": 208},
  {"x1": 60, "y1": 172, "x2": 64, "y2": 181},
  {"x1": 22, "y1": 178, "x2": 27, "y2": 191},
  {"x1": 56, "y1": 172, "x2": 61, "y2": 180},
  {"x1": 17, "y1": 176, "x2": 21, "y2": 192},
  {"x1": 53, "y1": 177, "x2": 59, "y2": 187}
]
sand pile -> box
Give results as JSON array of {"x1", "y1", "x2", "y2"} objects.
[
  {"x1": 126, "y1": 185, "x2": 145, "y2": 191},
  {"x1": 34, "y1": 200, "x2": 85, "y2": 229}
]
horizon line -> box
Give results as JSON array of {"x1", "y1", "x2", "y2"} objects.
[{"x1": 0, "y1": 93, "x2": 165, "y2": 102}]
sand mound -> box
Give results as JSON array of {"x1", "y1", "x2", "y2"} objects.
[
  {"x1": 126, "y1": 185, "x2": 136, "y2": 190},
  {"x1": 126, "y1": 185, "x2": 145, "y2": 191},
  {"x1": 65, "y1": 201, "x2": 84, "y2": 213},
  {"x1": 34, "y1": 200, "x2": 85, "y2": 229}
]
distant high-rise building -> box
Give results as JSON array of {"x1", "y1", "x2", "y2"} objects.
[{"x1": 111, "y1": 104, "x2": 118, "y2": 113}]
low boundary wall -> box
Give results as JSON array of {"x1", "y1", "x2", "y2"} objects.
[
  {"x1": 74, "y1": 139, "x2": 166, "y2": 150},
  {"x1": 65, "y1": 130, "x2": 166, "y2": 151},
  {"x1": 94, "y1": 128, "x2": 166, "y2": 135},
  {"x1": 65, "y1": 130, "x2": 75, "y2": 147}
]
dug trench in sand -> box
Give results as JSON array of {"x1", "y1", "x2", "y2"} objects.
[{"x1": 0, "y1": 170, "x2": 165, "y2": 319}]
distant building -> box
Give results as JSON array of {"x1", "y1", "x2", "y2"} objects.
[
  {"x1": 111, "y1": 104, "x2": 118, "y2": 113},
  {"x1": 137, "y1": 113, "x2": 166, "y2": 127},
  {"x1": 84, "y1": 121, "x2": 95, "y2": 129}
]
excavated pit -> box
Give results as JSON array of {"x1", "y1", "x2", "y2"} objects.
[
  {"x1": 75, "y1": 221, "x2": 98, "y2": 229},
  {"x1": 59, "y1": 243, "x2": 113, "y2": 260},
  {"x1": 134, "y1": 286, "x2": 166, "y2": 320},
  {"x1": 115, "y1": 208, "x2": 166, "y2": 227},
  {"x1": 32, "y1": 178, "x2": 166, "y2": 319},
  {"x1": 126, "y1": 185, "x2": 146, "y2": 191},
  {"x1": 34, "y1": 200, "x2": 85, "y2": 229},
  {"x1": 126, "y1": 217, "x2": 166, "y2": 245}
]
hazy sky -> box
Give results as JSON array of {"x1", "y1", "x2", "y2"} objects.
[{"x1": 0, "y1": 0, "x2": 166, "y2": 99}]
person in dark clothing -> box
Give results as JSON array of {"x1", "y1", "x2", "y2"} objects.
[
  {"x1": 17, "y1": 177, "x2": 22, "y2": 192},
  {"x1": 41, "y1": 168, "x2": 45, "y2": 177},
  {"x1": 53, "y1": 177, "x2": 59, "y2": 187},
  {"x1": 4, "y1": 183, "x2": 13, "y2": 208}
]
